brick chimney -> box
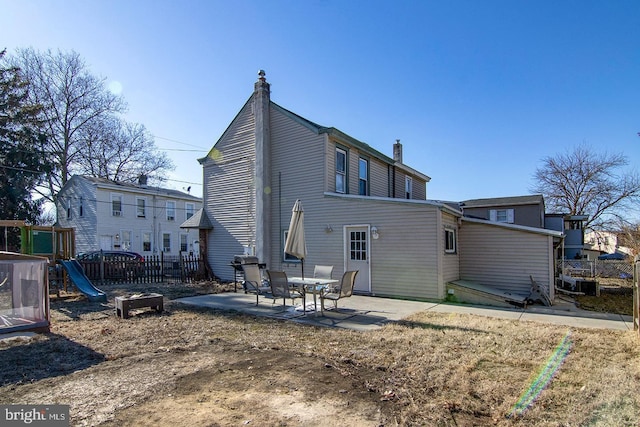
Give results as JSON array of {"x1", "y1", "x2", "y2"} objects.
[{"x1": 393, "y1": 139, "x2": 403, "y2": 163}]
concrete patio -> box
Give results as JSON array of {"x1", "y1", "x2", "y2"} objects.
[{"x1": 174, "y1": 292, "x2": 634, "y2": 332}]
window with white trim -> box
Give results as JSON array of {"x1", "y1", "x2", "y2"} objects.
[
  {"x1": 405, "y1": 176, "x2": 413, "y2": 199},
  {"x1": 489, "y1": 209, "x2": 514, "y2": 223},
  {"x1": 166, "y1": 201, "x2": 176, "y2": 221},
  {"x1": 185, "y1": 203, "x2": 195, "y2": 220},
  {"x1": 445, "y1": 228, "x2": 457, "y2": 254},
  {"x1": 136, "y1": 198, "x2": 146, "y2": 218},
  {"x1": 66, "y1": 199, "x2": 72, "y2": 219},
  {"x1": 111, "y1": 194, "x2": 123, "y2": 216},
  {"x1": 142, "y1": 232, "x2": 152, "y2": 252},
  {"x1": 335, "y1": 148, "x2": 347, "y2": 193},
  {"x1": 358, "y1": 158, "x2": 368, "y2": 196},
  {"x1": 180, "y1": 234, "x2": 188, "y2": 252},
  {"x1": 162, "y1": 233, "x2": 171, "y2": 252}
]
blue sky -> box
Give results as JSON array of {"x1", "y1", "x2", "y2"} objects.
[{"x1": 2, "y1": 0, "x2": 639, "y2": 202}]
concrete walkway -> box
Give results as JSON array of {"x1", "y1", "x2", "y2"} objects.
[{"x1": 174, "y1": 292, "x2": 635, "y2": 332}]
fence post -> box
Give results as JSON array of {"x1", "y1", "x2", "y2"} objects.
[{"x1": 634, "y1": 257, "x2": 638, "y2": 337}]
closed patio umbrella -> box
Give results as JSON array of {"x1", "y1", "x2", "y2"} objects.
[{"x1": 284, "y1": 199, "x2": 307, "y2": 278}]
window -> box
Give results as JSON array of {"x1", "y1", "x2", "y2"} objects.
[
  {"x1": 136, "y1": 198, "x2": 146, "y2": 218},
  {"x1": 489, "y1": 209, "x2": 514, "y2": 223},
  {"x1": 166, "y1": 201, "x2": 176, "y2": 221},
  {"x1": 79, "y1": 197, "x2": 84, "y2": 217},
  {"x1": 405, "y1": 176, "x2": 413, "y2": 199},
  {"x1": 180, "y1": 234, "x2": 188, "y2": 252},
  {"x1": 162, "y1": 233, "x2": 171, "y2": 252},
  {"x1": 185, "y1": 203, "x2": 195, "y2": 220},
  {"x1": 358, "y1": 158, "x2": 368, "y2": 196},
  {"x1": 445, "y1": 228, "x2": 457, "y2": 254},
  {"x1": 66, "y1": 200, "x2": 72, "y2": 219},
  {"x1": 111, "y1": 194, "x2": 122, "y2": 216},
  {"x1": 349, "y1": 231, "x2": 367, "y2": 261},
  {"x1": 142, "y1": 232, "x2": 152, "y2": 252},
  {"x1": 335, "y1": 148, "x2": 347, "y2": 193},
  {"x1": 283, "y1": 230, "x2": 300, "y2": 262}
]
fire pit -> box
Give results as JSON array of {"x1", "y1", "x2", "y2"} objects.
[{"x1": 115, "y1": 293, "x2": 164, "y2": 319}]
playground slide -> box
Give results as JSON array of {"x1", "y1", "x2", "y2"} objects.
[{"x1": 58, "y1": 260, "x2": 107, "y2": 302}]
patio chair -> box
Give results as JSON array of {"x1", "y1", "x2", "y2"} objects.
[
  {"x1": 266, "y1": 270, "x2": 304, "y2": 309},
  {"x1": 241, "y1": 263, "x2": 270, "y2": 305},
  {"x1": 313, "y1": 265, "x2": 334, "y2": 280},
  {"x1": 320, "y1": 270, "x2": 358, "y2": 312}
]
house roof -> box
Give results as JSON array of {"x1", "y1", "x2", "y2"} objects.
[
  {"x1": 198, "y1": 94, "x2": 431, "y2": 182},
  {"x1": 273, "y1": 102, "x2": 432, "y2": 182},
  {"x1": 461, "y1": 194, "x2": 544, "y2": 208},
  {"x1": 461, "y1": 216, "x2": 564, "y2": 237},
  {"x1": 75, "y1": 176, "x2": 202, "y2": 202},
  {"x1": 180, "y1": 208, "x2": 213, "y2": 229}
]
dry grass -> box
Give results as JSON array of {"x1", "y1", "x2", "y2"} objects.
[
  {"x1": 576, "y1": 278, "x2": 635, "y2": 316},
  {"x1": 1, "y1": 281, "x2": 639, "y2": 426}
]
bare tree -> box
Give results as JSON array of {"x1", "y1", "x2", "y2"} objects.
[
  {"x1": 76, "y1": 116, "x2": 173, "y2": 183},
  {"x1": 7, "y1": 48, "x2": 126, "y2": 200},
  {"x1": 532, "y1": 144, "x2": 640, "y2": 229}
]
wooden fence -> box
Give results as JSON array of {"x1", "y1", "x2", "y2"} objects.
[{"x1": 77, "y1": 253, "x2": 204, "y2": 284}]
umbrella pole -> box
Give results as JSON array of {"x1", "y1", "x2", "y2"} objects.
[{"x1": 301, "y1": 259, "x2": 305, "y2": 280}]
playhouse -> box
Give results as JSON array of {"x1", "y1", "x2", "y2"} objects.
[{"x1": 0, "y1": 252, "x2": 50, "y2": 333}]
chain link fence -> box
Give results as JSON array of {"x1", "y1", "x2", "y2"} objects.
[{"x1": 557, "y1": 259, "x2": 633, "y2": 279}]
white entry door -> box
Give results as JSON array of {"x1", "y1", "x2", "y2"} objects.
[{"x1": 345, "y1": 225, "x2": 371, "y2": 293}]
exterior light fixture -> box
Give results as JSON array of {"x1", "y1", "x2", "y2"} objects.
[{"x1": 371, "y1": 226, "x2": 379, "y2": 239}]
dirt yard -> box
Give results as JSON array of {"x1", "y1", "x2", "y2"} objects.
[{"x1": 1, "y1": 280, "x2": 639, "y2": 426}]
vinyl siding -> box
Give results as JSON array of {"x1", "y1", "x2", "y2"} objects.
[
  {"x1": 269, "y1": 107, "x2": 327, "y2": 270},
  {"x1": 368, "y1": 157, "x2": 389, "y2": 197},
  {"x1": 56, "y1": 176, "x2": 98, "y2": 254},
  {"x1": 203, "y1": 101, "x2": 257, "y2": 275},
  {"x1": 463, "y1": 204, "x2": 544, "y2": 228},
  {"x1": 271, "y1": 194, "x2": 446, "y2": 300},
  {"x1": 458, "y1": 221, "x2": 554, "y2": 296},
  {"x1": 56, "y1": 176, "x2": 201, "y2": 256}
]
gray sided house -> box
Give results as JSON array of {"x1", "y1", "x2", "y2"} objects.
[
  {"x1": 461, "y1": 195, "x2": 546, "y2": 228},
  {"x1": 200, "y1": 72, "x2": 559, "y2": 303},
  {"x1": 56, "y1": 175, "x2": 202, "y2": 257}
]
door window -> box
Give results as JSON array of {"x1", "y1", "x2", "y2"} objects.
[{"x1": 349, "y1": 231, "x2": 367, "y2": 261}]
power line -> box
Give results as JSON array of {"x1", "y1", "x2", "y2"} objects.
[
  {"x1": 151, "y1": 135, "x2": 209, "y2": 150},
  {"x1": 0, "y1": 164, "x2": 202, "y2": 187}
]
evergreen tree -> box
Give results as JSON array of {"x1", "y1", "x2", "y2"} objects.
[{"x1": 0, "y1": 49, "x2": 51, "y2": 228}]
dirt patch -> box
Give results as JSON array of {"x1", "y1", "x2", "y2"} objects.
[{"x1": 1, "y1": 280, "x2": 639, "y2": 426}]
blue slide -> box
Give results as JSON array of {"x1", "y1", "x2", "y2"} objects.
[{"x1": 58, "y1": 260, "x2": 107, "y2": 302}]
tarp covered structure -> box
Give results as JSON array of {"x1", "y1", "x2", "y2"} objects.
[{"x1": 0, "y1": 252, "x2": 50, "y2": 333}]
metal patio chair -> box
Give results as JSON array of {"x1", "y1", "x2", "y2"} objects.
[
  {"x1": 266, "y1": 270, "x2": 304, "y2": 309},
  {"x1": 320, "y1": 270, "x2": 358, "y2": 312},
  {"x1": 241, "y1": 263, "x2": 270, "y2": 305},
  {"x1": 313, "y1": 265, "x2": 334, "y2": 280}
]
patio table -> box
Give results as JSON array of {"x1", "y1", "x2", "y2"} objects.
[{"x1": 287, "y1": 277, "x2": 338, "y2": 314}]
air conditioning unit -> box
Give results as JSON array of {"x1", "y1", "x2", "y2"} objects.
[
  {"x1": 167, "y1": 216, "x2": 175, "y2": 221},
  {"x1": 113, "y1": 211, "x2": 122, "y2": 217}
]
